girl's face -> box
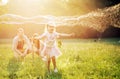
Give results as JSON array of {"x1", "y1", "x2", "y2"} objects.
[
  {"x1": 17, "y1": 28, "x2": 24, "y2": 38},
  {"x1": 47, "y1": 26, "x2": 55, "y2": 33}
]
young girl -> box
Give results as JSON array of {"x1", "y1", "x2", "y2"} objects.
[
  {"x1": 12, "y1": 28, "x2": 32, "y2": 60},
  {"x1": 31, "y1": 33, "x2": 44, "y2": 56},
  {"x1": 37, "y1": 22, "x2": 74, "y2": 73},
  {"x1": 31, "y1": 33, "x2": 41, "y2": 56}
]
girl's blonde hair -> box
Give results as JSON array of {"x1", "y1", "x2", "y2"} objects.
[
  {"x1": 44, "y1": 22, "x2": 56, "y2": 32},
  {"x1": 33, "y1": 33, "x2": 39, "y2": 38}
]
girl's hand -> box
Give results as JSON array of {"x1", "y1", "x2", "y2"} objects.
[{"x1": 20, "y1": 53, "x2": 24, "y2": 57}]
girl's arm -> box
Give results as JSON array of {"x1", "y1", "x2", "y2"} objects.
[
  {"x1": 24, "y1": 35, "x2": 32, "y2": 50},
  {"x1": 23, "y1": 35, "x2": 32, "y2": 56},
  {"x1": 58, "y1": 33, "x2": 75, "y2": 37},
  {"x1": 36, "y1": 33, "x2": 46, "y2": 39},
  {"x1": 12, "y1": 38, "x2": 23, "y2": 56}
]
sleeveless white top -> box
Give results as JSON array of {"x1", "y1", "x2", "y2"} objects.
[{"x1": 43, "y1": 32, "x2": 59, "y2": 47}]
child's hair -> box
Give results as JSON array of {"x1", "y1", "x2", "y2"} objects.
[
  {"x1": 33, "y1": 33, "x2": 39, "y2": 38},
  {"x1": 31, "y1": 33, "x2": 39, "y2": 40},
  {"x1": 44, "y1": 22, "x2": 56, "y2": 32}
]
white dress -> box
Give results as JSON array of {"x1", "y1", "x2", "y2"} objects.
[{"x1": 41, "y1": 32, "x2": 61, "y2": 58}]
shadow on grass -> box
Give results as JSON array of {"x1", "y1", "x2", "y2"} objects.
[
  {"x1": 7, "y1": 57, "x2": 22, "y2": 79},
  {"x1": 97, "y1": 38, "x2": 120, "y2": 46},
  {"x1": 44, "y1": 71, "x2": 62, "y2": 79}
]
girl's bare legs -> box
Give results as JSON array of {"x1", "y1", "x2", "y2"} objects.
[
  {"x1": 47, "y1": 57, "x2": 51, "y2": 73},
  {"x1": 52, "y1": 56, "x2": 56, "y2": 69},
  {"x1": 52, "y1": 56, "x2": 58, "y2": 72}
]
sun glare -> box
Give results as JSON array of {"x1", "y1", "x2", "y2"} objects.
[
  {"x1": 7, "y1": 0, "x2": 46, "y2": 16},
  {"x1": 0, "y1": 0, "x2": 8, "y2": 5}
]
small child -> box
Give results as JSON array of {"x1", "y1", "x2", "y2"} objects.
[
  {"x1": 31, "y1": 33, "x2": 44, "y2": 57},
  {"x1": 31, "y1": 33, "x2": 41, "y2": 55},
  {"x1": 37, "y1": 22, "x2": 74, "y2": 73}
]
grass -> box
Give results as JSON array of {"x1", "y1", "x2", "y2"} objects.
[{"x1": 0, "y1": 38, "x2": 120, "y2": 79}]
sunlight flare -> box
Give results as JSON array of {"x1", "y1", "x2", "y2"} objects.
[{"x1": 0, "y1": 0, "x2": 9, "y2": 6}]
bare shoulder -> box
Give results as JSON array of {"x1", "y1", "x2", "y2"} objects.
[
  {"x1": 13, "y1": 36, "x2": 18, "y2": 41},
  {"x1": 23, "y1": 35, "x2": 29, "y2": 39}
]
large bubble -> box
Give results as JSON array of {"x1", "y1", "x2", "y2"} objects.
[{"x1": 0, "y1": 3, "x2": 119, "y2": 32}]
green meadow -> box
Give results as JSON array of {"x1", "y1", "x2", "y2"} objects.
[{"x1": 0, "y1": 38, "x2": 120, "y2": 79}]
